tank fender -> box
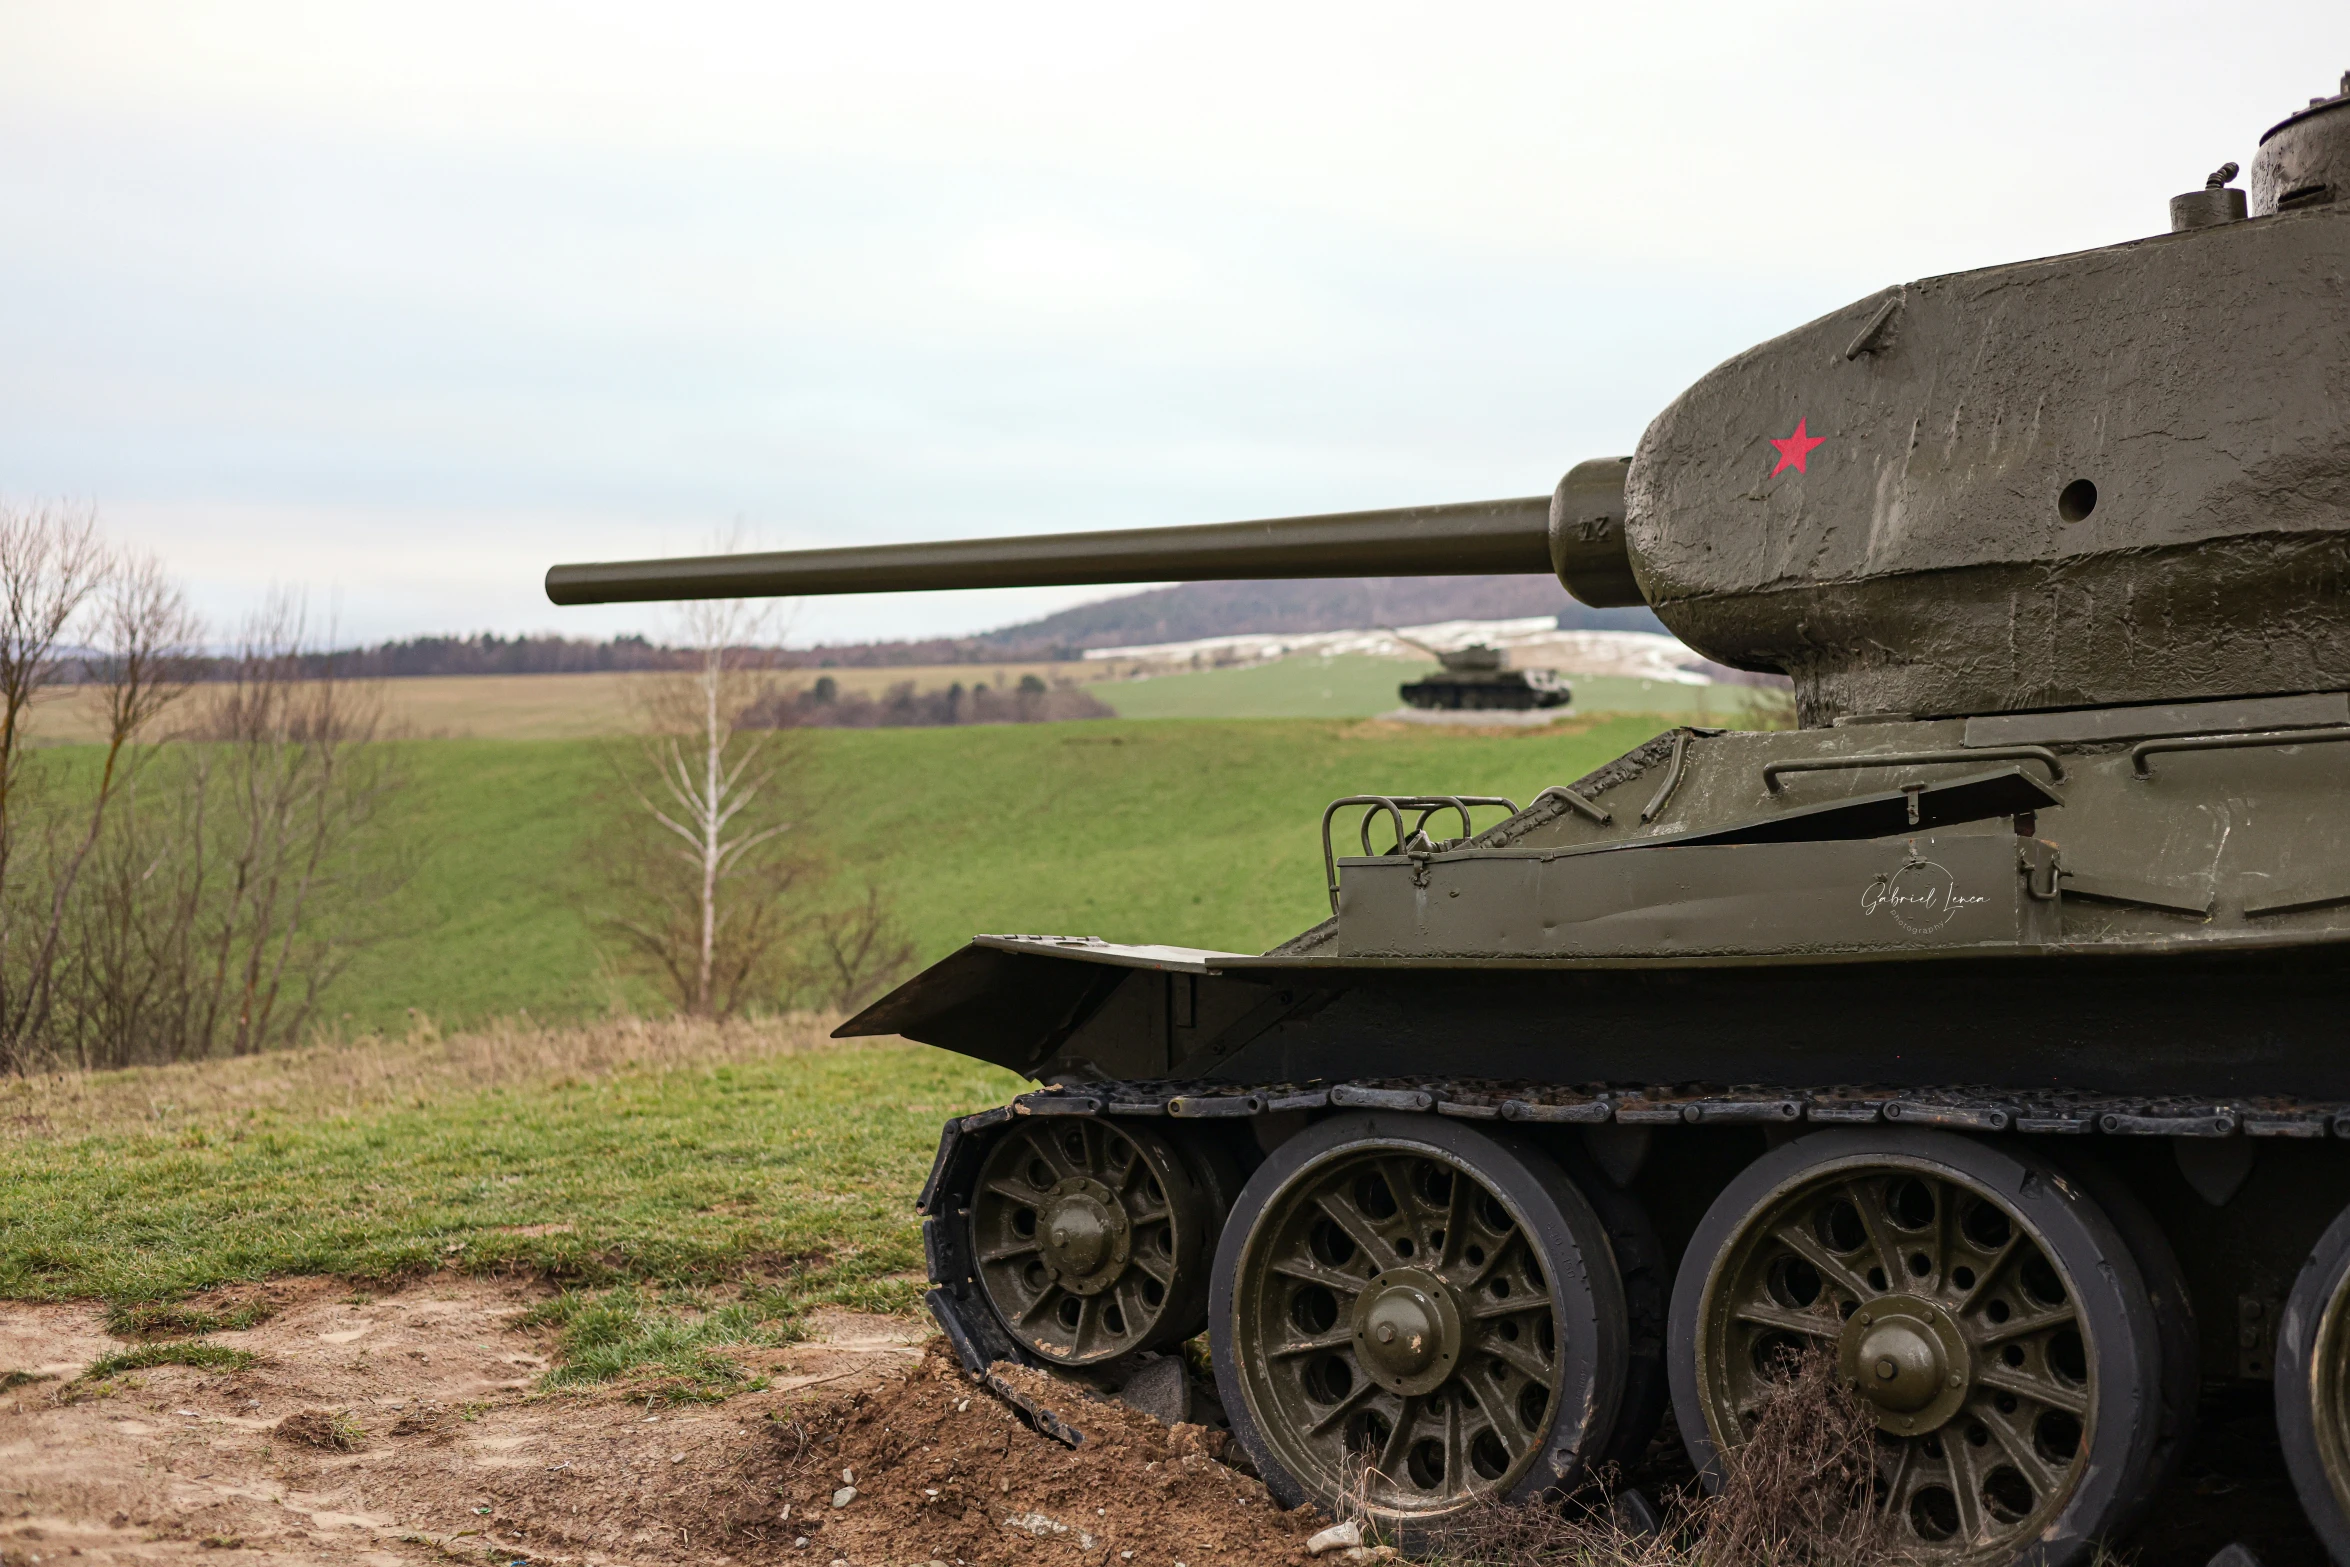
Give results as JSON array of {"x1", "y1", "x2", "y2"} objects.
[
  {"x1": 838, "y1": 935, "x2": 1327, "y2": 1080},
  {"x1": 834, "y1": 940, "x2": 1131, "y2": 1073}
]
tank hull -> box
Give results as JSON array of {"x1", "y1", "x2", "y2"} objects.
[
  {"x1": 865, "y1": 936, "x2": 2350, "y2": 1102},
  {"x1": 859, "y1": 691, "x2": 2350, "y2": 1090},
  {"x1": 1395, "y1": 671, "x2": 1573, "y2": 711},
  {"x1": 902, "y1": 934, "x2": 2350, "y2": 1562}
]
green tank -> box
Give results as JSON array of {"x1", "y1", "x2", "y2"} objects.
[
  {"x1": 1389, "y1": 636, "x2": 1573, "y2": 714},
  {"x1": 548, "y1": 77, "x2": 2350, "y2": 1566}
]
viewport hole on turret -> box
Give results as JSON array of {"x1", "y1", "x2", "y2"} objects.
[{"x1": 2058, "y1": 479, "x2": 2098, "y2": 522}]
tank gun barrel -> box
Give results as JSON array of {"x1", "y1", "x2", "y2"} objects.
[
  {"x1": 1380, "y1": 626, "x2": 1443, "y2": 660},
  {"x1": 545, "y1": 496, "x2": 1565, "y2": 606}
]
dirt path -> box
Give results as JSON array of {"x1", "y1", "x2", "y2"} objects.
[{"x1": 0, "y1": 1278, "x2": 1318, "y2": 1567}]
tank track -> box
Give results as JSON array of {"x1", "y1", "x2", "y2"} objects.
[
  {"x1": 915, "y1": 1074, "x2": 2350, "y2": 1374},
  {"x1": 934, "y1": 1077, "x2": 2347, "y2": 1149}
]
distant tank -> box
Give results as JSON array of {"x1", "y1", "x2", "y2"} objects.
[
  {"x1": 1391, "y1": 635, "x2": 1572, "y2": 713},
  {"x1": 549, "y1": 75, "x2": 2350, "y2": 1567}
]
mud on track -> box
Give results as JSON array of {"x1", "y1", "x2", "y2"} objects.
[{"x1": 0, "y1": 1276, "x2": 1321, "y2": 1567}]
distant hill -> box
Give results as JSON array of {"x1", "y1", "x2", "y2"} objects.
[{"x1": 974, "y1": 577, "x2": 1665, "y2": 651}]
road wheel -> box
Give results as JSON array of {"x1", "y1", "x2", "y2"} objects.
[
  {"x1": 970, "y1": 1116, "x2": 1211, "y2": 1365},
  {"x1": 2277, "y1": 1202, "x2": 2350, "y2": 1563},
  {"x1": 2055, "y1": 1152, "x2": 2197, "y2": 1507},
  {"x1": 1668, "y1": 1129, "x2": 2161, "y2": 1567},
  {"x1": 1209, "y1": 1112, "x2": 1627, "y2": 1538}
]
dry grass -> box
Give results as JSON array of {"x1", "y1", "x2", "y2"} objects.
[
  {"x1": 24, "y1": 665, "x2": 1147, "y2": 744},
  {"x1": 0, "y1": 1009, "x2": 847, "y2": 1141},
  {"x1": 1701, "y1": 1345, "x2": 1885, "y2": 1567},
  {"x1": 272, "y1": 1408, "x2": 367, "y2": 1451},
  {"x1": 1374, "y1": 1348, "x2": 1886, "y2": 1567}
]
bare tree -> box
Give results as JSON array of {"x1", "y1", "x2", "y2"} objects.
[
  {"x1": 0, "y1": 505, "x2": 105, "y2": 841},
  {"x1": 6, "y1": 554, "x2": 201, "y2": 1061},
  {"x1": 601, "y1": 600, "x2": 814, "y2": 1017},
  {"x1": 0, "y1": 509, "x2": 206, "y2": 1071},
  {"x1": 23, "y1": 589, "x2": 407, "y2": 1070},
  {"x1": 165, "y1": 599, "x2": 408, "y2": 1058},
  {"x1": 802, "y1": 882, "x2": 917, "y2": 1013},
  {"x1": 0, "y1": 506, "x2": 412, "y2": 1073}
]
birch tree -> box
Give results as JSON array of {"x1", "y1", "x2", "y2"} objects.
[{"x1": 603, "y1": 599, "x2": 811, "y2": 1017}]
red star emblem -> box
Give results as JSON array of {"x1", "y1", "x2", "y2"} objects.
[{"x1": 1769, "y1": 418, "x2": 1825, "y2": 476}]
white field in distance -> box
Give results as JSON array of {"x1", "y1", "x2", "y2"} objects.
[{"x1": 1083, "y1": 620, "x2": 1730, "y2": 686}]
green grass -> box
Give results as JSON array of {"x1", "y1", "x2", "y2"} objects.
[
  {"x1": 80, "y1": 1342, "x2": 257, "y2": 1379},
  {"x1": 322, "y1": 715, "x2": 1667, "y2": 1034},
  {"x1": 525, "y1": 1285, "x2": 799, "y2": 1400},
  {"x1": 0, "y1": 1038, "x2": 1019, "y2": 1311},
  {"x1": 1094, "y1": 654, "x2": 1439, "y2": 719},
  {"x1": 106, "y1": 1300, "x2": 276, "y2": 1338},
  {"x1": 1569, "y1": 674, "x2": 1777, "y2": 726},
  {"x1": 326, "y1": 739, "x2": 628, "y2": 1032},
  {"x1": 795, "y1": 714, "x2": 1664, "y2": 961},
  {"x1": 0, "y1": 712, "x2": 1681, "y2": 1395}
]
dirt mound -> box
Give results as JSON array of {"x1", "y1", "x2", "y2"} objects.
[
  {"x1": 767, "y1": 1343, "x2": 1319, "y2": 1565},
  {"x1": 271, "y1": 1407, "x2": 363, "y2": 1451},
  {"x1": 0, "y1": 1276, "x2": 1316, "y2": 1566}
]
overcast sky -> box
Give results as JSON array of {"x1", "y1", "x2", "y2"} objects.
[{"x1": 1, "y1": 2, "x2": 2341, "y2": 647}]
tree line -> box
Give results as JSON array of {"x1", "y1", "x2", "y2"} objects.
[
  {"x1": 739, "y1": 672, "x2": 1113, "y2": 728},
  {"x1": 41, "y1": 629, "x2": 1089, "y2": 682}
]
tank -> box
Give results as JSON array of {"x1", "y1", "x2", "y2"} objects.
[
  {"x1": 547, "y1": 78, "x2": 2350, "y2": 1567},
  {"x1": 1387, "y1": 635, "x2": 1573, "y2": 714}
]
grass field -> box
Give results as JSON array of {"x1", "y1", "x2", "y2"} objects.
[
  {"x1": 319, "y1": 713, "x2": 1667, "y2": 1034},
  {"x1": 0, "y1": 665, "x2": 1730, "y2": 1403},
  {"x1": 1093, "y1": 653, "x2": 1434, "y2": 718}
]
